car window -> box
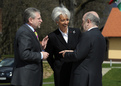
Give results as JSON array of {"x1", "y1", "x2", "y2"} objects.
[{"x1": 0, "y1": 58, "x2": 14, "y2": 67}]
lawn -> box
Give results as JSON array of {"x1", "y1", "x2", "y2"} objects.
[
  {"x1": 43, "y1": 84, "x2": 54, "y2": 86},
  {"x1": 0, "y1": 63, "x2": 121, "y2": 86},
  {"x1": 43, "y1": 74, "x2": 54, "y2": 82},
  {"x1": 102, "y1": 63, "x2": 121, "y2": 68},
  {"x1": 42, "y1": 63, "x2": 121, "y2": 86},
  {"x1": 102, "y1": 63, "x2": 121, "y2": 86},
  {"x1": 102, "y1": 68, "x2": 121, "y2": 86}
]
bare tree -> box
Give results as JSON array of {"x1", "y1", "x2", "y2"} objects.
[
  {"x1": 1, "y1": 0, "x2": 58, "y2": 55},
  {"x1": 58, "y1": 0, "x2": 112, "y2": 29},
  {"x1": 58, "y1": 0, "x2": 98, "y2": 27},
  {"x1": 1, "y1": 0, "x2": 113, "y2": 55}
]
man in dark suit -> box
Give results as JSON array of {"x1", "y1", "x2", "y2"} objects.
[
  {"x1": 11, "y1": 7, "x2": 49, "y2": 86},
  {"x1": 60, "y1": 11, "x2": 106, "y2": 86},
  {"x1": 45, "y1": 6, "x2": 81, "y2": 86}
]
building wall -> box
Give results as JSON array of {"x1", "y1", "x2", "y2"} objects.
[{"x1": 108, "y1": 38, "x2": 121, "y2": 59}]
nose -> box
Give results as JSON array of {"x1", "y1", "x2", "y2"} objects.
[
  {"x1": 64, "y1": 20, "x2": 68, "y2": 24},
  {"x1": 40, "y1": 18, "x2": 43, "y2": 22}
]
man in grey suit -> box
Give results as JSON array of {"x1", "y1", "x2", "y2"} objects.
[
  {"x1": 60, "y1": 11, "x2": 106, "y2": 86},
  {"x1": 11, "y1": 7, "x2": 49, "y2": 86}
]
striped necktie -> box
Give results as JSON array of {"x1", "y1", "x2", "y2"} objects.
[{"x1": 34, "y1": 30, "x2": 39, "y2": 40}]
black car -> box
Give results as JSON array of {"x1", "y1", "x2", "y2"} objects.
[{"x1": 0, "y1": 58, "x2": 14, "y2": 83}]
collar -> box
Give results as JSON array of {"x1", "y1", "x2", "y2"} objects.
[
  {"x1": 59, "y1": 28, "x2": 68, "y2": 36},
  {"x1": 26, "y1": 23, "x2": 34, "y2": 32},
  {"x1": 88, "y1": 26, "x2": 98, "y2": 31}
]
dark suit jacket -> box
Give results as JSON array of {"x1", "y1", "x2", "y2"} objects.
[
  {"x1": 11, "y1": 24, "x2": 43, "y2": 86},
  {"x1": 64, "y1": 28, "x2": 106, "y2": 86},
  {"x1": 45, "y1": 28, "x2": 81, "y2": 86}
]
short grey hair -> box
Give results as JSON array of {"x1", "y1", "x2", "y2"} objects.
[
  {"x1": 23, "y1": 7, "x2": 40, "y2": 23},
  {"x1": 51, "y1": 6, "x2": 71, "y2": 22},
  {"x1": 84, "y1": 13, "x2": 100, "y2": 26}
]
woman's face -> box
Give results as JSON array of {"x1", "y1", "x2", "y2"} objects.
[{"x1": 57, "y1": 14, "x2": 69, "y2": 30}]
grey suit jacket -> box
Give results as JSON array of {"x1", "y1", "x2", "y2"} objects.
[
  {"x1": 64, "y1": 28, "x2": 106, "y2": 86},
  {"x1": 45, "y1": 28, "x2": 81, "y2": 86},
  {"x1": 11, "y1": 24, "x2": 43, "y2": 86}
]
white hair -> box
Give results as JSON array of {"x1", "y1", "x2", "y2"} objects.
[{"x1": 51, "y1": 6, "x2": 71, "y2": 22}]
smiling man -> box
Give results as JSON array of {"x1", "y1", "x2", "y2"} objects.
[{"x1": 11, "y1": 7, "x2": 49, "y2": 86}]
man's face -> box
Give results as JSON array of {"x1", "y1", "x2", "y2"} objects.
[
  {"x1": 82, "y1": 16, "x2": 86, "y2": 31},
  {"x1": 31, "y1": 12, "x2": 42, "y2": 29},
  {"x1": 82, "y1": 14, "x2": 88, "y2": 31}
]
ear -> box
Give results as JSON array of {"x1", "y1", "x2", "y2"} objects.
[
  {"x1": 28, "y1": 17, "x2": 33, "y2": 23},
  {"x1": 87, "y1": 19, "x2": 91, "y2": 23}
]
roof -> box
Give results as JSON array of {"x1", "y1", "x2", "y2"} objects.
[{"x1": 102, "y1": 8, "x2": 121, "y2": 37}]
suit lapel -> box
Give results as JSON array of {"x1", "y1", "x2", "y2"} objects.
[
  {"x1": 68, "y1": 28, "x2": 76, "y2": 44},
  {"x1": 23, "y1": 24, "x2": 41, "y2": 48},
  {"x1": 68, "y1": 28, "x2": 72, "y2": 44},
  {"x1": 56, "y1": 29, "x2": 69, "y2": 49}
]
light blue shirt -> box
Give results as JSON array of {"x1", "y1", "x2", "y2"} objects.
[{"x1": 26, "y1": 23, "x2": 43, "y2": 59}]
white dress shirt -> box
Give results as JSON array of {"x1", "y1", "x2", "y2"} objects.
[{"x1": 59, "y1": 28, "x2": 68, "y2": 43}]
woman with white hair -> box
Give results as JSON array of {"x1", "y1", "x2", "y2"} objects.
[{"x1": 45, "y1": 6, "x2": 81, "y2": 86}]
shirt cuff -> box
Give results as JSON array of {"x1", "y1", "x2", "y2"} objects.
[{"x1": 40, "y1": 52, "x2": 43, "y2": 59}]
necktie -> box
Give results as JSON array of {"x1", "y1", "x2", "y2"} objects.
[{"x1": 34, "y1": 30, "x2": 39, "y2": 40}]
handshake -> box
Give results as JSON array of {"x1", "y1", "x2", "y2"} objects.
[{"x1": 42, "y1": 50, "x2": 74, "y2": 60}]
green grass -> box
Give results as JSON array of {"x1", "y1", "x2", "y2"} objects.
[
  {"x1": 43, "y1": 84, "x2": 54, "y2": 86},
  {"x1": 102, "y1": 63, "x2": 121, "y2": 68},
  {"x1": 0, "y1": 55, "x2": 14, "y2": 61},
  {"x1": 0, "y1": 63, "x2": 121, "y2": 86},
  {"x1": 102, "y1": 68, "x2": 121, "y2": 86},
  {"x1": 0, "y1": 83, "x2": 10, "y2": 85},
  {"x1": 43, "y1": 74, "x2": 54, "y2": 82},
  {"x1": 1, "y1": 55, "x2": 14, "y2": 58},
  {"x1": 102, "y1": 63, "x2": 121, "y2": 86},
  {"x1": 42, "y1": 63, "x2": 121, "y2": 86},
  {"x1": 43, "y1": 74, "x2": 54, "y2": 86}
]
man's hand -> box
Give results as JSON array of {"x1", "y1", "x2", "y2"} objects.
[
  {"x1": 59, "y1": 50, "x2": 74, "y2": 57},
  {"x1": 42, "y1": 51, "x2": 49, "y2": 60},
  {"x1": 41, "y1": 35, "x2": 49, "y2": 50}
]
